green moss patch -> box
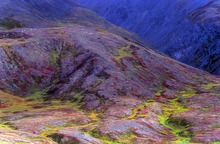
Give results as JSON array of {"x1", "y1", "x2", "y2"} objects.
[
  {"x1": 167, "y1": 117, "x2": 192, "y2": 137},
  {"x1": 50, "y1": 50, "x2": 59, "y2": 66},
  {"x1": 201, "y1": 83, "x2": 220, "y2": 90},
  {"x1": 114, "y1": 45, "x2": 133, "y2": 61},
  {"x1": 156, "y1": 97, "x2": 192, "y2": 143},
  {"x1": 212, "y1": 141, "x2": 220, "y2": 144},
  {"x1": 0, "y1": 18, "x2": 25, "y2": 29},
  {"x1": 25, "y1": 91, "x2": 45, "y2": 102},
  {"x1": 0, "y1": 123, "x2": 13, "y2": 130}
]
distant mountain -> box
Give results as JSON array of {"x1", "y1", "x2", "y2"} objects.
[
  {"x1": 0, "y1": 0, "x2": 147, "y2": 46},
  {"x1": 77, "y1": 0, "x2": 220, "y2": 74}
]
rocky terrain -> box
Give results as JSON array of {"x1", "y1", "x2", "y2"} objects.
[
  {"x1": 0, "y1": 0, "x2": 220, "y2": 144},
  {"x1": 77, "y1": 0, "x2": 220, "y2": 75}
]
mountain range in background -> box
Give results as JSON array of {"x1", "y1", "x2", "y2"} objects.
[
  {"x1": 77, "y1": 0, "x2": 220, "y2": 74},
  {"x1": 0, "y1": 0, "x2": 219, "y2": 144}
]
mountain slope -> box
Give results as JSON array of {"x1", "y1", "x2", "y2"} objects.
[
  {"x1": 1, "y1": 25, "x2": 220, "y2": 144},
  {"x1": 77, "y1": 0, "x2": 220, "y2": 75},
  {"x1": 0, "y1": 0, "x2": 147, "y2": 47},
  {"x1": 0, "y1": 0, "x2": 220, "y2": 143}
]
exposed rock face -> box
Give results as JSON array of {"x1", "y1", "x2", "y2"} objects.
[
  {"x1": 77, "y1": 0, "x2": 220, "y2": 75},
  {"x1": 50, "y1": 128, "x2": 103, "y2": 144},
  {"x1": 0, "y1": 128, "x2": 56, "y2": 144}
]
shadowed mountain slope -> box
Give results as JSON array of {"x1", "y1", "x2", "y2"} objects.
[{"x1": 77, "y1": 0, "x2": 220, "y2": 75}]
